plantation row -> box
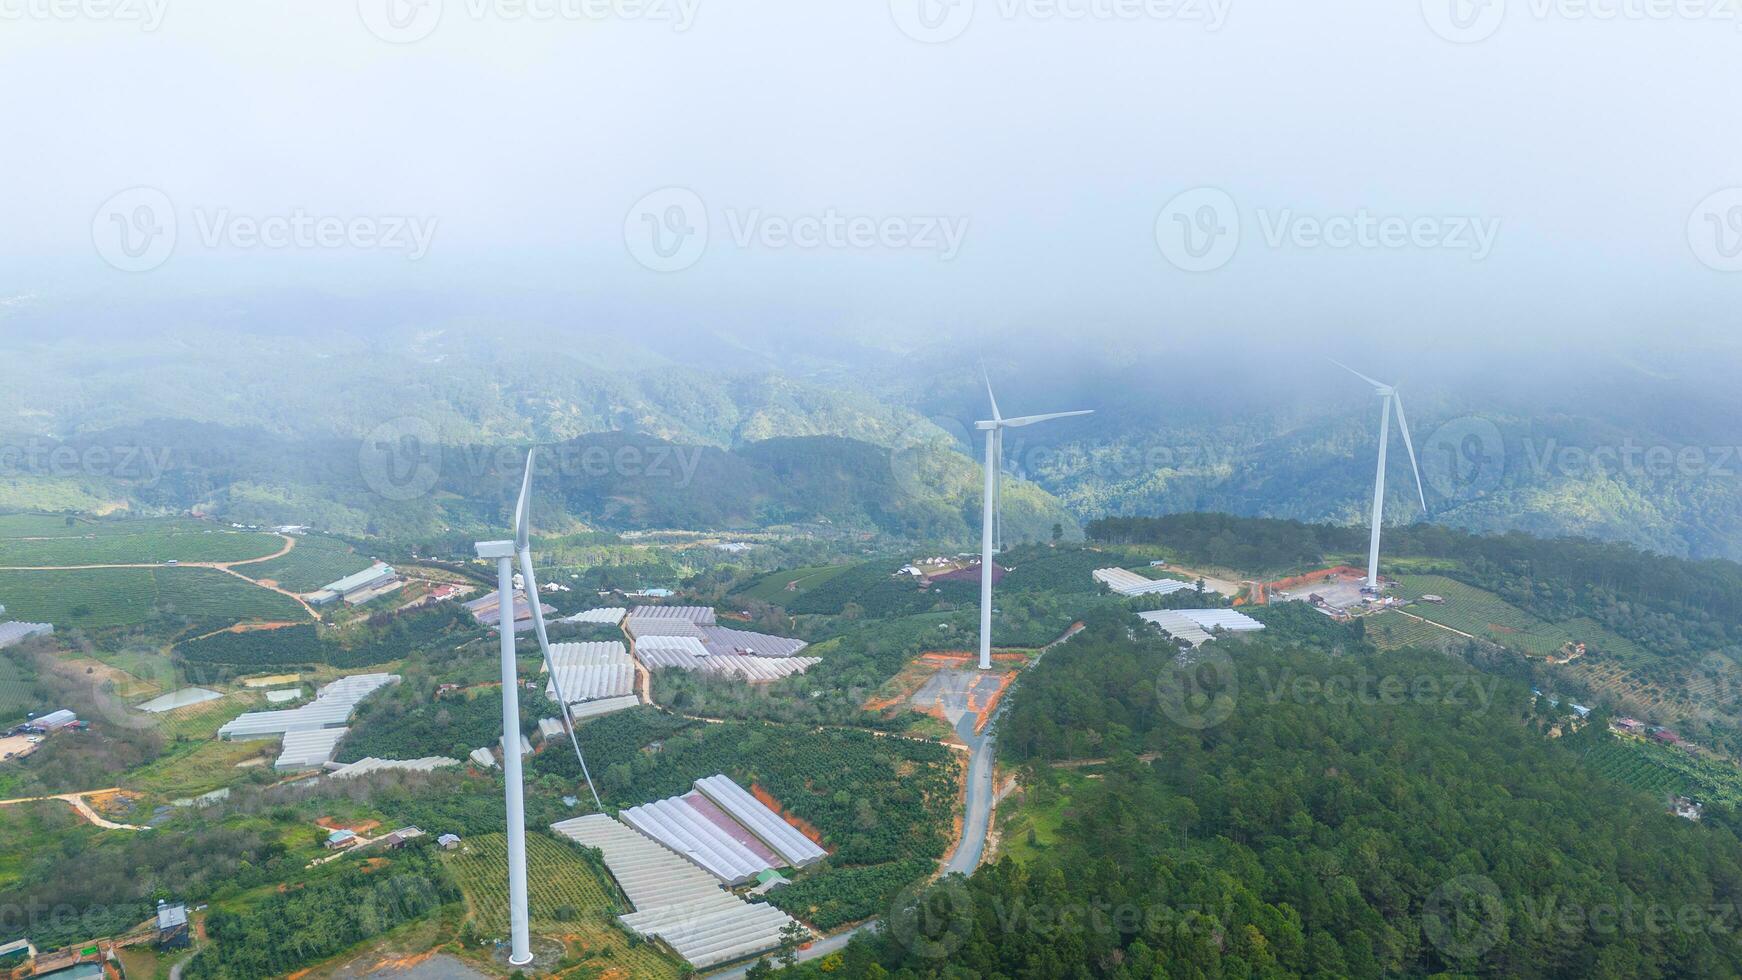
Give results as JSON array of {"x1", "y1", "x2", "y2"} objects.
[{"x1": 0, "y1": 567, "x2": 304, "y2": 630}]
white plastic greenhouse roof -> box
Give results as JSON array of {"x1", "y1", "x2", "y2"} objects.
[
  {"x1": 545, "y1": 642, "x2": 636, "y2": 704},
  {"x1": 327, "y1": 756, "x2": 460, "y2": 779},
  {"x1": 548, "y1": 641, "x2": 631, "y2": 667},
  {"x1": 1094, "y1": 567, "x2": 1193, "y2": 597},
  {"x1": 626, "y1": 617, "x2": 706, "y2": 639},
  {"x1": 218, "y1": 673, "x2": 399, "y2": 739},
  {"x1": 567, "y1": 696, "x2": 640, "y2": 720},
  {"x1": 550, "y1": 813, "x2": 802, "y2": 968},
  {"x1": 275, "y1": 728, "x2": 348, "y2": 771},
  {"x1": 620, "y1": 796, "x2": 776, "y2": 885},
  {"x1": 561, "y1": 607, "x2": 627, "y2": 624},
  {"x1": 628, "y1": 605, "x2": 717, "y2": 624},
  {"x1": 698, "y1": 626, "x2": 809, "y2": 659},
  {"x1": 136, "y1": 687, "x2": 222, "y2": 713},
  {"x1": 699, "y1": 655, "x2": 821, "y2": 682},
  {"x1": 693, "y1": 774, "x2": 828, "y2": 868},
  {"x1": 1178, "y1": 609, "x2": 1266, "y2": 632},
  {"x1": 1137, "y1": 610, "x2": 1215, "y2": 647}
]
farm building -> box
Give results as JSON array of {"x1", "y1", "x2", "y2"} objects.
[
  {"x1": 155, "y1": 902, "x2": 190, "y2": 950},
  {"x1": 566, "y1": 695, "x2": 641, "y2": 721},
  {"x1": 635, "y1": 635, "x2": 821, "y2": 682},
  {"x1": 325, "y1": 829, "x2": 358, "y2": 849},
  {"x1": 693, "y1": 774, "x2": 828, "y2": 868},
  {"x1": 537, "y1": 717, "x2": 566, "y2": 741},
  {"x1": 469, "y1": 746, "x2": 497, "y2": 769},
  {"x1": 462, "y1": 589, "x2": 555, "y2": 632},
  {"x1": 1093, "y1": 567, "x2": 1193, "y2": 597},
  {"x1": 499, "y1": 733, "x2": 533, "y2": 758},
  {"x1": 30, "y1": 709, "x2": 78, "y2": 731},
  {"x1": 307, "y1": 562, "x2": 403, "y2": 606},
  {"x1": 625, "y1": 615, "x2": 707, "y2": 640},
  {"x1": 550, "y1": 812, "x2": 807, "y2": 969},
  {"x1": 379, "y1": 827, "x2": 424, "y2": 849},
  {"x1": 619, "y1": 791, "x2": 784, "y2": 885},
  {"x1": 438, "y1": 833, "x2": 461, "y2": 849},
  {"x1": 0, "y1": 621, "x2": 53, "y2": 650}
]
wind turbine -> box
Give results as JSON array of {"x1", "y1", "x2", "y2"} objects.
[
  {"x1": 976, "y1": 371, "x2": 1092, "y2": 670},
  {"x1": 476, "y1": 448, "x2": 603, "y2": 967},
  {"x1": 1332, "y1": 361, "x2": 1427, "y2": 594}
]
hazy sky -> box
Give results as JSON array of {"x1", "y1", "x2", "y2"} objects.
[{"x1": 2, "y1": 0, "x2": 1738, "y2": 352}]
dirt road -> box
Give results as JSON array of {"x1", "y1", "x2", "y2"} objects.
[
  {"x1": 0, "y1": 789, "x2": 143, "y2": 830},
  {"x1": 0, "y1": 533, "x2": 319, "y2": 619}
]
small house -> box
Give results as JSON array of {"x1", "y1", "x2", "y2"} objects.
[
  {"x1": 438, "y1": 834, "x2": 461, "y2": 850},
  {"x1": 325, "y1": 829, "x2": 358, "y2": 849},
  {"x1": 155, "y1": 901, "x2": 190, "y2": 950}
]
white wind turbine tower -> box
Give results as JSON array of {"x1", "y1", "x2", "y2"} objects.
[
  {"x1": 476, "y1": 448, "x2": 603, "y2": 967},
  {"x1": 1332, "y1": 361, "x2": 1427, "y2": 594},
  {"x1": 977, "y1": 371, "x2": 1092, "y2": 670}
]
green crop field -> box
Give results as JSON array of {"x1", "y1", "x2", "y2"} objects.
[
  {"x1": 0, "y1": 567, "x2": 306, "y2": 630},
  {"x1": 1583, "y1": 737, "x2": 1687, "y2": 797},
  {"x1": 0, "y1": 517, "x2": 284, "y2": 567},
  {"x1": 736, "y1": 563, "x2": 852, "y2": 604},
  {"x1": 443, "y1": 832, "x2": 685, "y2": 979},
  {"x1": 1394, "y1": 575, "x2": 1579, "y2": 657},
  {"x1": 243, "y1": 535, "x2": 374, "y2": 593},
  {"x1": 1365, "y1": 610, "x2": 1458, "y2": 651}
]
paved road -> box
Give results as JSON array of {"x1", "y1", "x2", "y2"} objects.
[{"x1": 942, "y1": 714, "x2": 995, "y2": 876}]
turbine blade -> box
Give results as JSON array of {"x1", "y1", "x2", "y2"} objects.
[
  {"x1": 1328, "y1": 358, "x2": 1389, "y2": 391},
  {"x1": 981, "y1": 363, "x2": 1002, "y2": 422},
  {"x1": 1000, "y1": 410, "x2": 1094, "y2": 428},
  {"x1": 514, "y1": 448, "x2": 536, "y2": 552},
  {"x1": 1391, "y1": 392, "x2": 1428, "y2": 514},
  {"x1": 518, "y1": 549, "x2": 602, "y2": 810}
]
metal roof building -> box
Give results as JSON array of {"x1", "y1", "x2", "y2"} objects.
[
  {"x1": 275, "y1": 727, "x2": 349, "y2": 770},
  {"x1": 31, "y1": 709, "x2": 79, "y2": 730},
  {"x1": 1094, "y1": 567, "x2": 1193, "y2": 597},
  {"x1": 218, "y1": 673, "x2": 399, "y2": 739},
  {"x1": 698, "y1": 626, "x2": 809, "y2": 659},
  {"x1": 693, "y1": 774, "x2": 828, "y2": 868},
  {"x1": 550, "y1": 813, "x2": 804, "y2": 969}
]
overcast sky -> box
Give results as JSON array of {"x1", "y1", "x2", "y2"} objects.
[{"x1": 2, "y1": 0, "x2": 1738, "y2": 354}]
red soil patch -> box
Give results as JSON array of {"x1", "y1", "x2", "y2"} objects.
[
  {"x1": 749, "y1": 784, "x2": 833, "y2": 853},
  {"x1": 1259, "y1": 565, "x2": 1367, "y2": 604},
  {"x1": 316, "y1": 816, "x2": 381, "y2": 835}
]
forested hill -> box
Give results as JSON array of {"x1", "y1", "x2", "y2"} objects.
[
  {"x1": 0, "y1": 421, "x2": 1076, "y2": 546},
  {"x1": 808, "y1": 609, "x2": 1742, "y2": 978}
]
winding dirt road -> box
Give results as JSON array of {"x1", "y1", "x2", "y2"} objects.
[
  {"x1": 0, "y1": 789, "x2": 143, "y2": 830},
  {"x1": 0, "y1": 533, "x2": 319, "y2": 619}
]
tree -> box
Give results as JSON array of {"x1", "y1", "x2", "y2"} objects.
[
  {"x1": 778, "y1": 921, "x2": 807, "y2": 969},
  {"x1": 1051, "y1": 522, "x2": 1064, "y2": 543}
]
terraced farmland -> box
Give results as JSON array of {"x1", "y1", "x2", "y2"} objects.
[
  {"x1": 736, "y1": 563, "x2": 852, "y2": 604},
  {"x1": 244, "y1": 535, "x2": 374, "y2": 593},
  {"x1": 1394, "y1": 575, "x2": 1578, "y2": 657},
  {"x1": 443, "y1": 832, "x2": 685, "y2": 979},
  {"x1": 1365, "y1": 610, "x2": 1457, "y2": 651},
  {"x1": 0, "y1": 518, "x2": 284, "y2": 566},
  {"x1": 0, "y1": 567, "x2": 305, "y2": 630}
]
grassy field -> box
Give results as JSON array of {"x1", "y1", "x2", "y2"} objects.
[
  {"x1": 0, "y1": 567, "x2": 305, "y2": 629},
  {"x1": 1365, "y1": 609, "x2": 1458, "y2": 651},
  {"x1": 443, "y1": 832, "x2": 685, "y2": 979},
  {"x1": 0, "y1": 517, "x2": 284, "y2": 566},
  {"x1": 999, "y1": 769, "x2": 1095, "y2": 865},
  {"x1": 1394, "y1": 575, "x2": 1579, "y2": 657},
  {"x1": 126, "y1": 737, "x2": 272, "y2": 799},
  {"x1": 735, "y1": 564, "x2": 852, "y2": 604},
  {"x1": 245, "y1": 535, "x2": 375, "y2": 593}
]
